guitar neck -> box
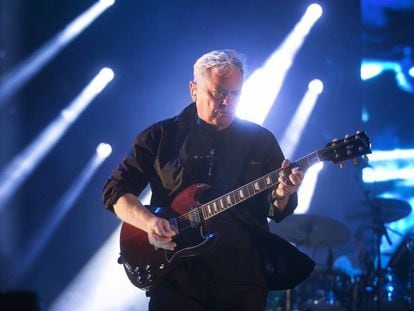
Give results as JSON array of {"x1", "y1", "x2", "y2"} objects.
[{"x1": 200, "y1": 151, "x2": 321, "y2": 220}]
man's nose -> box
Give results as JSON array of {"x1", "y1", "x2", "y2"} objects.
[{"x1": 220, "y1": 94, "x2": 233, "y2": 107}]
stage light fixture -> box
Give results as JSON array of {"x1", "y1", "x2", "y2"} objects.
[
  {"x1": 308, "y1": 79, "x2": 323, "y2": 94},
  {"x1": 306, "y1": 4, "x2": 323, "y2": 21},
  {"x1": 409, "y1": 66, "x2": 414, "y2": 78},
  {"x1": 96, "y1": 143, "x2": 112, "y2": 158}
]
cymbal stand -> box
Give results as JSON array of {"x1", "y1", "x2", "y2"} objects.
[{"x1": 370, "y1": 199, "x2": 392, "y2": 311}]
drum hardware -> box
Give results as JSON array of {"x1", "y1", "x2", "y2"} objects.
[
  {"x1": 269, "y1": 214, "x2": 352, "y2": 310},
  {"x1": 406, "y1": 234, "x2": 414, "y2": 310},
  {"x1": 265, "y1": 199, "x2": 412, "y2": 310},
  {"x1": 346, "y1": 167, "x2": 411, "y2": 310},
  {"x1": 269, "y1": 213, "x2": 351, "y2": 248}
]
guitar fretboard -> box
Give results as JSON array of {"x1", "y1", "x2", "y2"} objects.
[{"x1": 198, "y1": 151, "x2": 321, "y2": 220}]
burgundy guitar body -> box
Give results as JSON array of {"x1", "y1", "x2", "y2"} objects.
[{"x1": 119, "y1": 183, "x2": 218, "y2": 291}]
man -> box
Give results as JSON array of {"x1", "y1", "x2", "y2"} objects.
[{"x1": 103, "y1": 49, "x2": 313, "y2": 310}]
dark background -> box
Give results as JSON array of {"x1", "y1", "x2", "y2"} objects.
[{"x1": 0, "y1": 0, "x2": 413, "y2": 309}]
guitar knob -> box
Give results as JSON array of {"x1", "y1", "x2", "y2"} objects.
[
  {"x1": 159, "y1": 264, "x2": 165, "y2": 270},
  {"x1": 339, "y1": 162, "x2": 346, "y2": 169}
]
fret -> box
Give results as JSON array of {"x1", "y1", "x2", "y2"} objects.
[
  {"x1": 219, "y1": 198, "x2": 225, "y2": 210},
  {"x1": 207, "y1": 204, "x2": 213, "y2": 217},
  {"x1": 212, "y1": 201, "x2": 217, "y2": 213},
  {"x1": 226, "y1": 195, "x2": 232, "y2": 205},
  {"x1": 230, "y1": 191, "x2": 236, "y2": 205}
]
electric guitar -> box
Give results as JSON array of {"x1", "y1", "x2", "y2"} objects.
[{"x1": 118, "y1": 131, "x2": 372, "y2": 290}]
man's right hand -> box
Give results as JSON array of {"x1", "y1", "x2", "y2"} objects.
[{"x1": 146, "y1": 216, "x2": 177, "y2": 250}]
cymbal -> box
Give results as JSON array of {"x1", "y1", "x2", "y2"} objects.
[
  {"x1": 345, "y1": 198, "x2": 411, "y2": 223},
  {"x1": 269, "y1": 213, "x2": 350, "y2": 247}
]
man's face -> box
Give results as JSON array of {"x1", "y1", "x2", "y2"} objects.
[{"x1": 190, "y1": 67, "x2": 243, "y2": 131}]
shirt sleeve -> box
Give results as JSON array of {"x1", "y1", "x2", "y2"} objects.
[{"x1": 102, "y1": 126, "x2": 157, "y2": 213}]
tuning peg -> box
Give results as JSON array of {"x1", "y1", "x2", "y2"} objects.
[
  {"x1": 339, "y1": 162, "x2": 346, "y2": 169},
  {"x1": 352, "y1": 158, "x2": 358, "y2": 166},
  {"x1": 332, "y1": 138, "x2": 338, "y2": 146}
]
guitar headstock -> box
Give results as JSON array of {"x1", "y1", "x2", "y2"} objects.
[{"x1": 319, "y1": 131, "x2": 372, "y2": 166}]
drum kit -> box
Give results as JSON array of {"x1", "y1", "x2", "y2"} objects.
[{"x1": 267, "y1": 197, "x2": 413, "y2": 311}]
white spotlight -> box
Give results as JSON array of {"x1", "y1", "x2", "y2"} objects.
[
  {"x1": 409, "y1": 66, "x2": 414, "y2": 78},
  {"x1": 96, "y1": 143, "x2": 112, "y2": 158},
  {"x1": 306, "y1": 4, "x2": 323, "y2": 21},
  {"x1": 100, "y1": 0, "x2": 115, "y2": 7},
  {"x1": 308, "y1": 79, "x2": 323, "y2": 94}
]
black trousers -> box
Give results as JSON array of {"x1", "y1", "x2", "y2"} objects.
[{"x1": 148, "y1": 278, "x2": 267, "y2": 311}]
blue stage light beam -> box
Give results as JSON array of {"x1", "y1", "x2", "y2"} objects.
[
  {"x1": 50, "y1": 191, "x2": 152, "y2": 311},
  {"x1": 0, "y1": 68, "x2": 114, "y2": 210},
  {"x1": 236, "y1": 3, "x2": 322, "y2": 124},
  {"x1": 279, "y1": 79, "x2": 324, "y2": 214},
  {"x1": 9, "y1": 143, "x2": 112, "y2": 284},
  {"x1": 280, "y1": 79, "x2": 323, "y2": 158},
  {"x1": 361, "y1": 59, "x2": 414, "y2": 93},
  {"x1": 0, "y1": 0, "x2": 115, "y2": 105},
  {"x1": 362, "y1": 149, "x2": 414, "y2": 183},
  {"x1": 295, "y1": 162, "x2": 324, "y2": 214}
]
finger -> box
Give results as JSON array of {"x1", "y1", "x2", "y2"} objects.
[
  {"x1": 289, "y1": 174, "x2": 302, "y2": 186},
  {"x1": 161, "y1": 241, "x2": 177, "y2": 250},
  {"x1": 160, "y1": 221, "x2": 177, "y2": 236},
  {"x1": 281, "y1": 159, "x2": 290, "y2": 168}
]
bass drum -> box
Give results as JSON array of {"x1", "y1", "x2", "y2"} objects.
[
  {"x1": 354, "y1": 268, "x2": 408, "y2": 310},
  {"x1": 293, "y1": 268, "x2": 353, "y2": 310}
]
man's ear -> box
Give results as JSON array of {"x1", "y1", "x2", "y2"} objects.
[{"x1": 189, "y1": 81, "x2": 197, "y2": 102}]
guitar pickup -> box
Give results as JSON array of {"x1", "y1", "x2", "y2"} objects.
[{"x1": 188, "y1": 207, "x2": 202, "y2": 228}]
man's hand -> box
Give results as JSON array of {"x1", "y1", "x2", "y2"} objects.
[
  {"x1": 274, "y1": 159, "x2": 304, "y2": 200},
  {"x1": 146, "y1": 217, "x2": 177, "y2": 251}
]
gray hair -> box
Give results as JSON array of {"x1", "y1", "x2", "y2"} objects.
[{"x1": 193, "y1": 49, "x2": 245, "y2": 83}]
